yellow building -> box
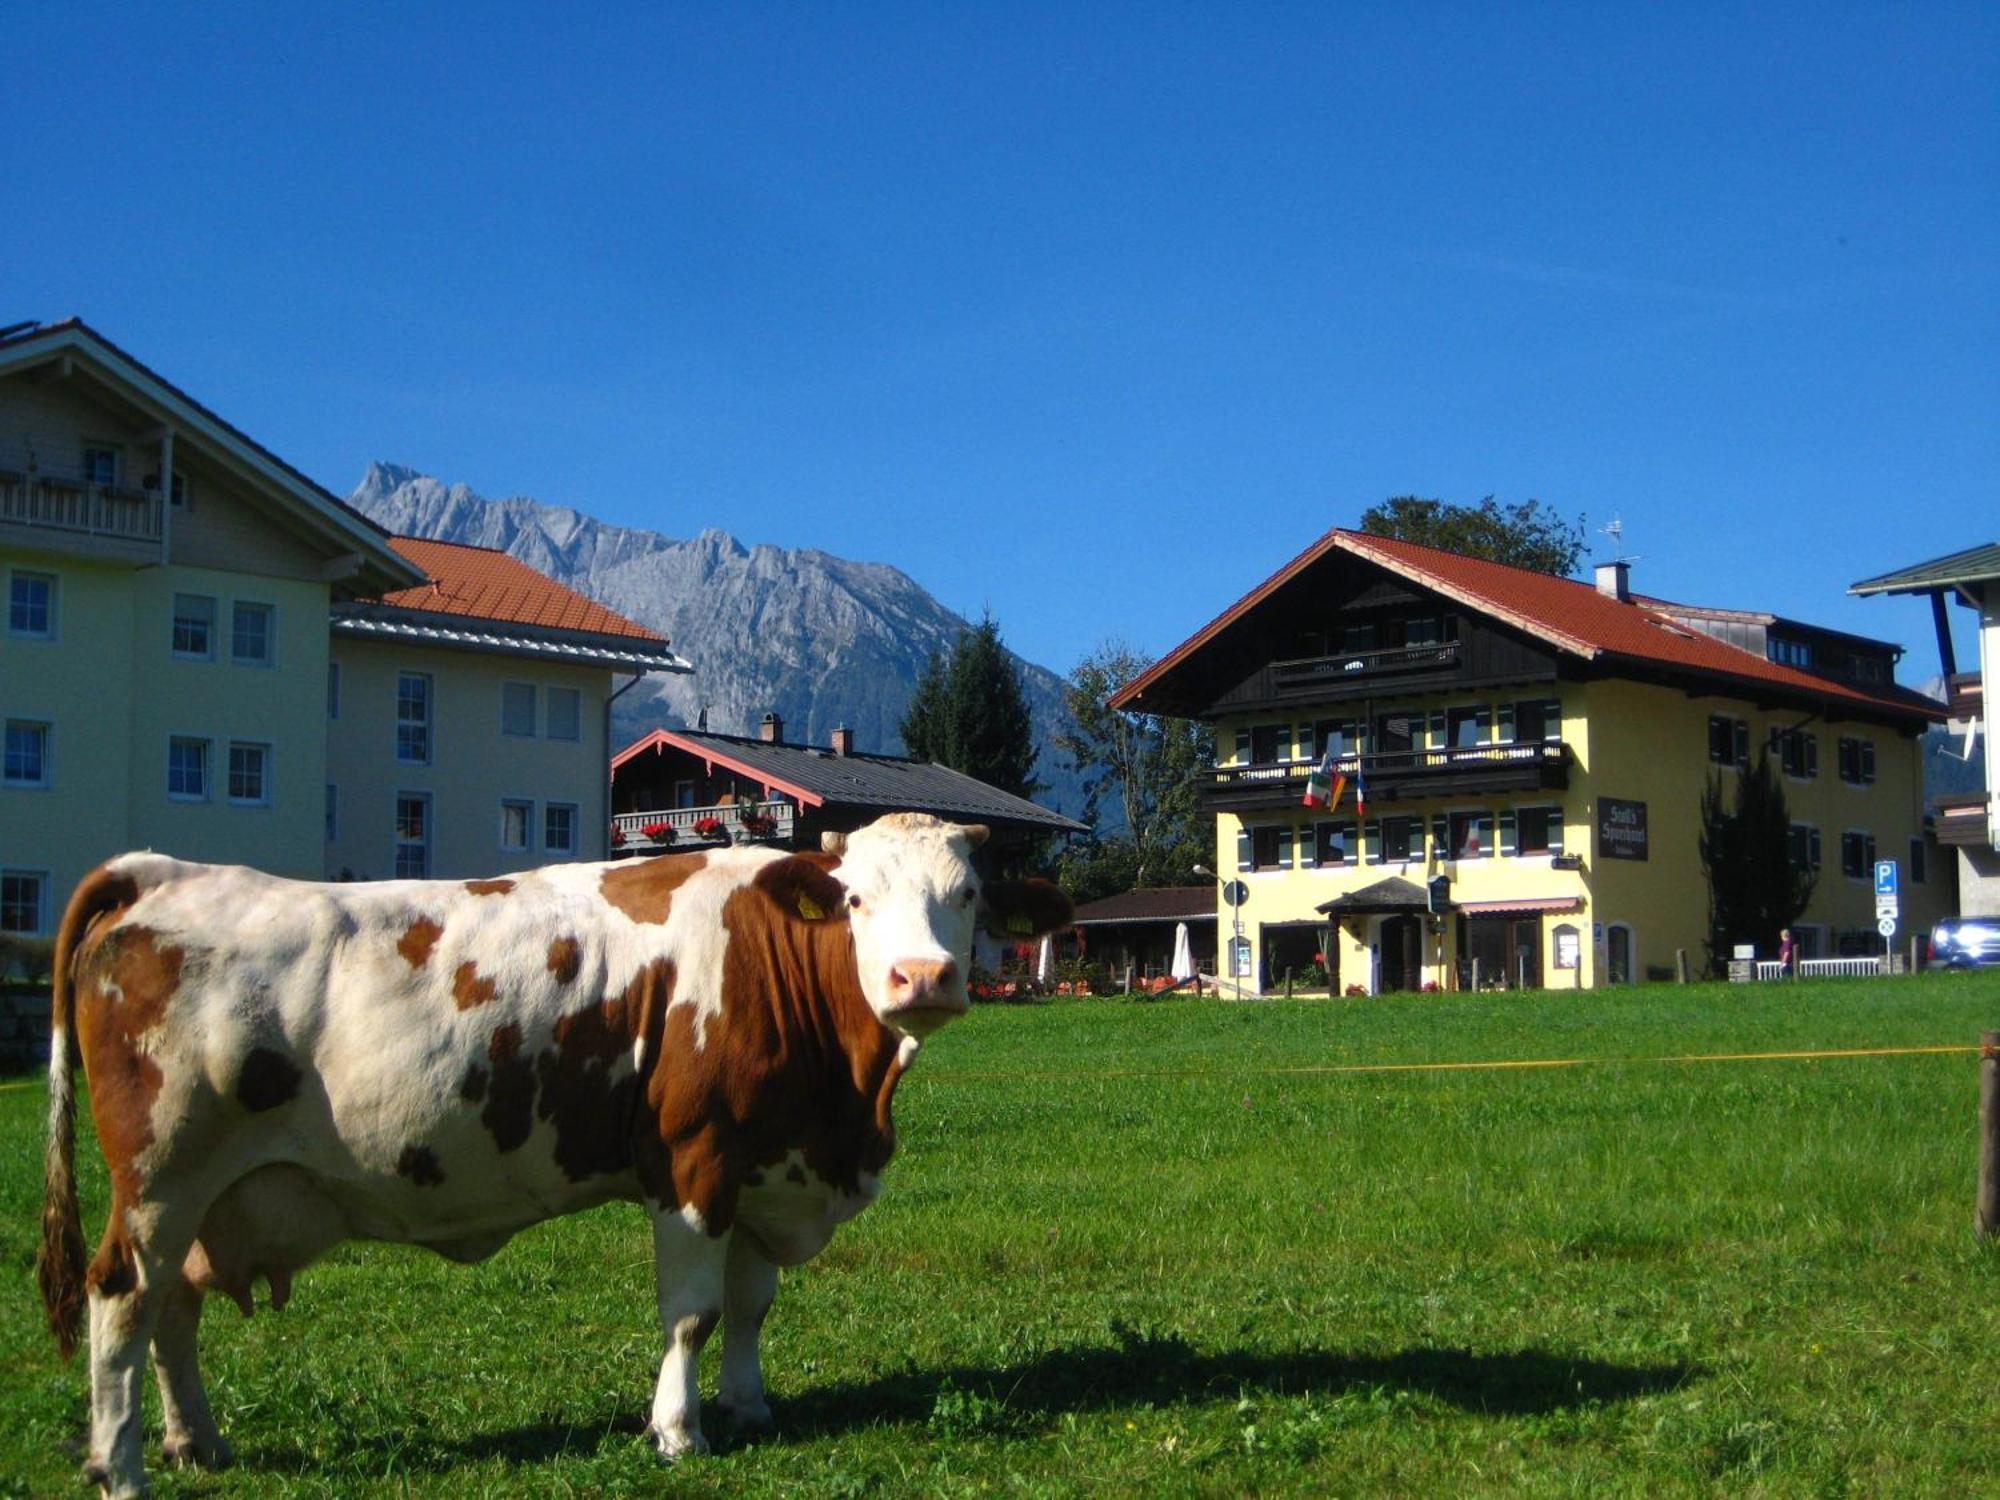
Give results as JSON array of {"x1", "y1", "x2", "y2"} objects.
[
  {"x1": 1, "y1": 319, "x2": 687, "y2": 939},
  {"x1": 1112, "y1": 530, "x2": 1949, "y2": 991}
]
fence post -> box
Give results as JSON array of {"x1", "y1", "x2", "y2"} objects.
[
  {"x1": 1284, "y1": 967, "x2": 1293, "y2": 1001},
  {"x1": 1909, "y1": 935, "x2": 1921, "y2": 974},
  {"x1": 1980, "y1": 1030, "x2": 1999, "y2": 1239},
  {"x1": 1675, "y1": 947, "x2": 1689, "y2": 985},
  {"x1": 1470, "y1": 958, "x2": 1480, "y2": 992},
  {"x1": 1124, "y1": 963, "x2": 1134, "y2": 997}
]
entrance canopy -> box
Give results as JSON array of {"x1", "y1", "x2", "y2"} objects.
[
  {"x1": 1456, "y1": 896, "x2": 1583, "y2": 916},
  {"x1": 1316, "y1": 876, "x2": 1446, "y2": 916}
]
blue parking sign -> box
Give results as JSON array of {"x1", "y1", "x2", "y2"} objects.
[{"x1": 1874, "y1": 860, "x2": 1897, "y2": 897}]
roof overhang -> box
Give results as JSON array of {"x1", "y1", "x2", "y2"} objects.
[
  {"x1": 0, "y1": 321, "x2": 423, "y2": 594},
  {"x1": 332, "y1": 607, "x2": 693, "y2": 674},
  {"x1": 610, "y1": 729, "x2": 825, "y2": 807}
]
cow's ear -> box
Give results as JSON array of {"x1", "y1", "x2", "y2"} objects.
[
  {"x1": 980, "y1": 878, "x2": 1073, "y2": 939},
  {"x1": 753, "y1": 855, "x2": 848, "y2": 923}
]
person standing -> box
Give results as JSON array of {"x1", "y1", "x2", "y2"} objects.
[{"x1": 1778, "y1": 927, "x2": 1797, "y2": 977}]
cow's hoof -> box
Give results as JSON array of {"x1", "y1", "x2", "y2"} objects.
[
  {"x1": 650, "y1": 1423, "x2": 710, "y2": 1459},
  {"x1": 163, "y1": 1431, "x2": 235, "y2": 1469},
  {"x1": 82, "y1": 1458, "x2": 149, "y2": 1499},
  {"x1": 717, "y1": 1398, "x2": 775, "y2": 1435}
]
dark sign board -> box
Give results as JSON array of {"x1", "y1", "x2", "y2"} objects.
[{"x1": 1597, "y1": 797, "x2": 1648, "y2": 861}]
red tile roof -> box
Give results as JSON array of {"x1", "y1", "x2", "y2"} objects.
[
  {"x1": 377, "y1": 536, "x2": 666, "y2": 641},
  {"x1": 1113, "y1": 526, "x2": 1940, "y2": 722}
]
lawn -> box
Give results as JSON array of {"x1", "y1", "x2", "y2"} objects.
[{"x1": 4, "y1": 974, "x2": 1997, "y2": 1496}]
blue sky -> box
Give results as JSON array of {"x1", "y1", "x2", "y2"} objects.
[{"x1": 8, "y1": 4, "x2": 1994, "y2": 679}]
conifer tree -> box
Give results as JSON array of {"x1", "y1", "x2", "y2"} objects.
[{"x1": 1700, "y1": 750, "x2": 1815, "y2": 972}]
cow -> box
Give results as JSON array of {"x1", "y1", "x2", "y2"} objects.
[{"x1": 37, "y1": 812, "x2": 1072, "y2": 1497}]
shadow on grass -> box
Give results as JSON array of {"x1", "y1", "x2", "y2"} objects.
[{"x1": 409, "y1": 1325, "x2": 1695, "y2": 1468}]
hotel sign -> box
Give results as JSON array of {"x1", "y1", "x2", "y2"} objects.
[{"x1": 1597, "y1": 797, "x2": 1649, "y2": 861}]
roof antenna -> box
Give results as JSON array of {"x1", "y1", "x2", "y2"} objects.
[{"x1": 1599, "y1": 513, "x2": 1640, "y2": 566}]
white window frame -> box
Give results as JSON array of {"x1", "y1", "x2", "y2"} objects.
[
  {"x1": 501, "y1": 681, "x2": 538, "y2": 738},
  {"x1": 227, "y1": 741, "x2": 272, "y2": 806},
  {"x1": 0, "y1": 867, "x2": 49, "y2": 935},
  {"x1": 500, "y1": 798, "x2": 534, "y2": 853},
  {"x1": 8, "y1": 569, "x2": 56, "y2": 639},
  {"x1": 395, "y1": 792, "x2": 432, "y2": 879},
  {"x1": 546, "y1": 686, "x2": 582, "y2": 742},
  {"x1": 81, "y1": 442, "x2": 121, "y2": 487},
  {"x1": 4, "y1": 719, "x2": 51, "y2": 788},
  {"x1": 168, "y1": 735, "x2": 211, "y2": 801},
  {"x1": 396, "y1": 672, "x2": 433, "y2": 765},
  {"x1": 172, "y1": 593, "x2": 217, "y2": 660},
  {"x1": 230, "y1": 600, "x2": 276, "y2": 667},
  {"x1": 544, "y1": 801, "x2": 579, "y2": 855}
]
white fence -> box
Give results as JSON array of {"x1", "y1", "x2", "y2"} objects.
[{"x1": 1753, "y1": 956, "x2": 1891, "y2": 981}]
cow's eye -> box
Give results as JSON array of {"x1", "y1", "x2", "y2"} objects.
[
  {"x1": 847, "y1": 893, "x2": 864, "y2": 911},
  {"x1": 961, "y1": 886, "x2": 978, "y2": 906}
]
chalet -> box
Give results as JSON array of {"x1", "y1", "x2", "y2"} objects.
[{"x1": 1113, "y1": 529, "x2": 1948, "y2": 991}]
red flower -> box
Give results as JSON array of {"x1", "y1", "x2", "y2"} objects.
[{"x1": 641, "y1": 822, "x2": 674, "y2": 845}]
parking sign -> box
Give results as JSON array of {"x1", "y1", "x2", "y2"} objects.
[{"x1": 1873, "y1": 860, "x2": 1897, "y2": 898}]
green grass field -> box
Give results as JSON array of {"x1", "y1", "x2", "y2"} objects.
[{"x1": 5, "y1": 975, "x2": 1998, "y2": 1496}]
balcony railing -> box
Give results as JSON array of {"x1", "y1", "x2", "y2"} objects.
[
  {"x1": 1947, "y1": 671, "x2": 1981, "y2": 723},
  {"x1": 1203, "y1": 741, "x2": 1571, "y2": 809},
  {"x1": 612, "y1": 799, "x2": 797, "y2": 851},
  {"x1": 0, "y1": 470, "x2": 165, "y2": 547},
  {"x1": 1271, "y1": 639, "x2": 1460, "y2": 692}
]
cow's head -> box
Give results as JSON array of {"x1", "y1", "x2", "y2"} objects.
[{"x1": 757, "y1": 812, "x2": 1072, "y2": 1037}]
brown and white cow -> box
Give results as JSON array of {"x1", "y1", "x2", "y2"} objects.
[{"x1": 38, "y1": 812, "x2": 1070, "y2": 1497}]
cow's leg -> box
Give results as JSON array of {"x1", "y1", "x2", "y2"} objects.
[
  {"x1": 648, "y1": 1209, "x2": 729, "y2": 1458},
  {"x1": 85, "y1": 1207, "x2": 199, "y2": 1499},
  {"x1": 716, "y1": 1234, "x2": 778, "y2": 1432},
  {"x1": 152, "y1": 1275, "x2": 231, "y2": 1469}
]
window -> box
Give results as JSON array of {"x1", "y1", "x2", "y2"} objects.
[
  {"x1": 1249, "y1": 724, "x2": 1287, "y2": 764},
  {"x1": 1403, "y1": 616, "x2": 1443, "y2": 646},
  {"x1": 1510, "y1": 805, "x2": 1564, "y2": 857},
  {"x1": 0, "y1": 870, "x2": 46, "y2": 934},
  {"x1": 168, "y1": 471, "x2": 188, "y2": 509},
  {"x1": 325, "y1": 784, "x2": 339, "y2": 843},
  {"x1": 1506, "y1": 699, "x2": 1562, "y2": 744},
  {"x1": 501, "y1": 682, "x2": 537, "y2": 738},
  {"x1": 9, "y1": 571, "x2": 54, "y2": 637},
  {"x1": 4, "y1": 721, "x2": 50, "y2": 787},
  {"x1": 1840, "y1": 831, "x2": 1877, "y2": 880},
  {"x1": 231, "y1": 602, "x2": 274, "y2": 665},
  {"x1": 1837, "y1": 737, "x2": 1876, "y2": 786},
  {"x1": 1378, "y1": 815, "x2": 1423, "y2": 863},
  {"x1": 1446, "y1": 705, "x2": 1490, "y2": 748},
  {"x1": 168, "y1": 737, "x2": 210, "y2": 800},
  {"x1": 172, "y1": 594, "x2": 216, "y2": 658},
  {"x1": 397, "y1": 673, "x2": 432, "y2": 763},
  {"x1": 1237, "y1": 823, "x2": 1293, "y2": 872},
  {"x1": 395, "y1": 794, "x2": 432, "y2": 879},
  {"x1": 1338, "y1": 622, "x2": 1379, "y2": 653},
  {"x1": 81, "y1": 444, "x2": 119, "y2": 486},
  {"x1": 1708, "y1": 715, "x2": 1750, "y2": 768},
  {"x1": 1787, "y1": 823, "x2": 1822, "y2": 874},
  {"x1": 545, "y1": 802, "x2": 578, "y2": 854},
  {"x1": 1311, "y1": 717, "x2": 1360, "y2": 760},
  {"x1": 1769, "y1": 637, "x2": 1814, "y2": 668},
  {"x1": 227, "y1": 743, "x2": 270, "y2": 804},
  {"x1": 327, "y1": 662, "x2": 341, "y2": 720},
  {"x1": 672, "y1": 779, "x2": 698, "y2": 809},
  {"x1": 1771, "y1": 727, "x2": 1817, "y2": 780},
  {"x1": 1313, "y1": 819, "x2": 1357, "y2": 866},
  {"x1": 500, "y1": 799, "x2": 533, "y2": 852},
  {"x1": 1449, "y1": 810, "x2": 1495, "y2": 859},
  {"x1": 547, "y1": 687, "x2": 582, "y2": 742}
]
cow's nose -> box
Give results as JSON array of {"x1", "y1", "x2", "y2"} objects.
[{"x1": 889, "y1": 958, "x2": 957, "y2": 1006}]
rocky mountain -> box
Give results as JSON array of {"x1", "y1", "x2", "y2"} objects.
[{"x1": 347, "y1": 463, "x2": 1092, "y2": 820}]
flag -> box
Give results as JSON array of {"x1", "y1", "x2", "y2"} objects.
[
  {"x1": 1354, "y1": 754, "x2": 1368, "y2": 819},
  {"x1": 1302, "y1": 745, "x2": 1341, "y2": 808}
]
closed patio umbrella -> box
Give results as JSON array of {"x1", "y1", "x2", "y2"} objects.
[
  {"x1": 1035, "y1": 933, "x2": 1055, "y2": 985},
  {"x1": 1170, "y1": 921, "x2": 1195, "y2": 982}
]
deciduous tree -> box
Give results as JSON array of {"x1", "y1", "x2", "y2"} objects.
[{"x1": 1360, "y1": 495, "x2": 1586, "y2": 575}]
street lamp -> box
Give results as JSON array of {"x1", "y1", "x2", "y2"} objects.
[{"x1": 1192, "y1": 864, "x2": 1247, "y2": 985}]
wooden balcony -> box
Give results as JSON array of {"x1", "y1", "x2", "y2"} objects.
[
  {"x1": 612, "y1": 799, "x2": 797, "y2": 851},
  {"x1": 1947, "y1": 671, "x2": 1981, "y2": 723},
  {"x1": 1202, "y1": 741, "x2": 1572, "y2": 813},
  {"x1": 0, "y1": 470, "x2": 164, "y2": 561},
  {"x1": 1269, "y1": 640, "x2": 1460, "y2": 697}
]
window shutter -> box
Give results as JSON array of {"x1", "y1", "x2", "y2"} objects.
[
  {"x1": 1733, "y1": 720, "x2": 1748, "y2": 765},
  {"x1": 1430, "y1": 814, "x2": 1446, "y2": 858},
  {"x1": 1498, "y1": 809, "x2": 1517, "y2": 857},
  {"x1": 1810, "y1": 828, "x2": 1822, "y2": 869},
  {"x1": 1477, "y1": 704, "x2": 1493, "y2": 743},
  {"x1": 1236, "y1": 828, "x2": 1252, "y2": 872},
  {"x1": 1861, "y1": 742, "x2": 1874, "y2": 782},
  {"x1": 1235, "y1": 730, "x2": 1251, "y2": 767},
  {"x1": 1426, "y1": 711, "x2": 1445, "y2": 749},
  {"x1": 1497, "y1": 702, "x2": 1516, "y2": 744},
  {"x1": 1277, "y1": 828, "x2": 1294, "y2": 870},
  {"x1": 1298, "y1": 722, "x2": 1315, "y2": 761},
  {"x1": 1364, "y1": 819, "x2": 1381, "y2": 863},
  {"x1": 1805, "y1": 735, "x2": 1818, "y2": 778},
  {"x1": 1297, "y1": 825, "x2": 1317, "y2": 869},
  {"x1": 1546, "y1": 811, "x2": 1564, "y2": 856}
]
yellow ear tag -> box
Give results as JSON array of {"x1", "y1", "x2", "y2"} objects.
[
  {"x1": 797, "y1": 893, "x2": 825, "y2": 921},
  {"x1": 1007, "y1": 914, "x2": 1033, "y2": 935}
]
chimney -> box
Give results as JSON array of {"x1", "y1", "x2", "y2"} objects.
[
  {"x1": 1594, "y1": 560, "x2": 1631, "y2": 603},
  {"x1": 759, "y1": 712, "x2": 783, "y2": 744},
  {"x1": 830, "y1": 724, "x2": 854, "y2": 756}
]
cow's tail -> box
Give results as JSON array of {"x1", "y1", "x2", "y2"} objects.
[{"x1": 39, "y1": 862, "x2": 137, "y2": 1359}]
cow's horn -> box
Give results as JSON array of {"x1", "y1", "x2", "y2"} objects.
[
  {"x1": 821, "y1": 831, "x2": 848, "y2": 855},
  {"x1": 960, "y1": 823, "x2": 990, "y2": 847}
]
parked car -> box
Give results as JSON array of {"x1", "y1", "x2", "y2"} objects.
[{"x1": 1930, "y1": 916, "x2": 2000, "y2": 968}]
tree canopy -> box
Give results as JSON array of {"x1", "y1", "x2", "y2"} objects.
[
  {"x1": 1359, "y1": 495, "x2": 1587, "y2": 575},
  {"x1": 1053, "y1": 642, "x2": 1214, "y2": 901},
  {"x1": 1699, "y1": 752, "x2": 1815, "y2": 974},
  {"x1": 898, "y1": 612, "x2": 1040, "y2": 800}
]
